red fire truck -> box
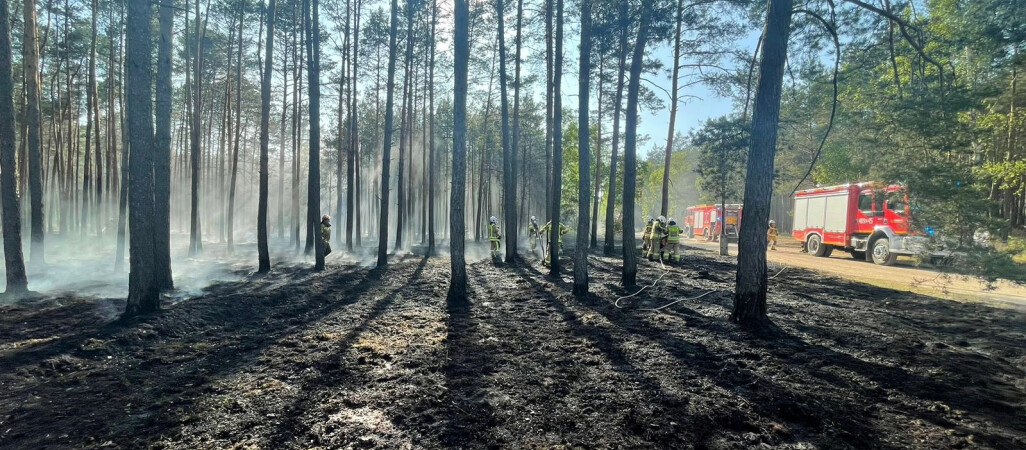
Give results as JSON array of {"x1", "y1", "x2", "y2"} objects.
[
  {"x1": 684, "y1": 204, "x2": 743, "y2": 242},
  {"x1": 792, "y1": 182, "x2": 937, "y2": 265}
]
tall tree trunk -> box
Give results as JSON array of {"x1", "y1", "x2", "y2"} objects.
[
  {"x1": 548, "y1": 0, "x2": 564, "y2": 277},
  {"x1": 448, "y1": 0, "x2": 469, "y2": 304},
  {"x1": 660, "y1": 0, "x2": 683, "y2": 218},
  {"x1": 603, "y1": 0, "x2": 627, "y2": 256},
  {"x1": 82, "y1": 0, "x2": 98, "y2": 235},
  {"x1": 278, "y1": 16, "x2": 288, "y2": 240},
  {"x1": 590, "y1": 53, "x2": 603, "y2": 249},
  {"x1": 23, "y1": 0, "x2": 45, "y2": 265},
  {"x1": 377, "y1": 0, "x2": 400, "y2": 267},
  {"x1": 91, "y1": 0, "x2": 103, "y2": 234},
  {"x1": 0, "y1": 0, "x2": 28, "y2": 294},
  {"x1": 116, "y1": 0, "x2": 130, "y2": 270},
  {"x1": 352, "y1": 0, "x2": 362, "y2": 248},
  {"x1": 497, "y1": 0, "x2": 516, "y2": 263},
  {"x1": 228, "y1": 2, "x2": 245, "y2": 253},
  {"x1": 189, "y1": 0, "x2": 205, "y2": 256},
  {"x1": 544, "y1": 0, "x2": 552, "y2": 222},
  {"x1": 306, "y1": 0, "x2": 324, "y2": 269},
  {"x1": 258, "y1": 0, "x2": 275, "y2": 273},
  {"x1": 621, "y1": 0, "x2": 651, "y2": 289},
  {"x1": 427, "y1": 0, "x2": 437, "y2": 253},
  {"x1": 573, "y1": 0, "x2": 591, "y2": 295},
  {"x1": 154, "y1": 0, "x2": 174, "y2": 291},
  {"x1": 395, "y1": 3, "x2": 413, "y2": 252},
  {"x1": 730, "y1": 0, "x2": 793, "y2": 329},
  {"x1": 510, "y1": 0, "x2": 523, "y2": 256},
  {"x1": 124, "y1": 0, "x2": 159, "y2": 318}
]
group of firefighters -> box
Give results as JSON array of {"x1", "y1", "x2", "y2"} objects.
[{"x1": 316, "y1": 211, "x2": 781, "y2": 262}]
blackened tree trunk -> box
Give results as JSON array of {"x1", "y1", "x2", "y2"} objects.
[
  {"x1": 124, "y1": 0, "x2": 159, "y2": 318},
  {"x1": 603, "y1": 0, "x2": 627, "y2": 256},
  {"x1": 427, "y1": 0, "x2": 437, "y2": 253},
  {"x1": 573, "y1": 0, "x2": 591, "y2": 295},
  {"x1": 259, "y1": 0, "x2": 276, "y2": 273},
  {"x1": 510, "y1": 0, "x2": 522, "y2": 255},
  {"x1": 189, "y1": 0, "x2": 204, "y2": 256},
  {"x1": 23, "y1": 0, "x2": 45, "y2": 265},
  {"x1": 377, "y1": 0, "x2": 400, "y2": 267},
  {"x1": 448, "y1": 0, "x2": 469, "y2": 303},
  {"x1": 91, "y1": 0, "x2": 103, "y2": 234},
  {"x1": 497, "y1": 0, "x2": 516, "y2": 264},
  {"x1": 82, "y1": 0, "x2": 98, "y2": 235},
  {"x1": 228, "y1": 2, "x2": 244, "y2": 253},
  {"x1": 0, "y1": 0, "x2": 28, "y2": 294},
  {"x1": 621, "y1": 0, "x2": 651, "y2": 289},
  {"x1": 395, "y1": 1, "x2": 413, "y2": 252},
  {"x1": 154, "y1": 0, "x2": 174, "y2": 290},
  {"x1": 731, "y1": 0, "x2": 793, "y2": 329},
  {"x1": 305, "y1": 0, "x2": 324, "y2": 270},
  {"x1": 548, "y1": 0, "x2": 564, "y2": 277}
]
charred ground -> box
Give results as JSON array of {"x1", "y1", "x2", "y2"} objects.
[{"x1": 0, "y1": 249, "x2": 1023, "y2": 449}]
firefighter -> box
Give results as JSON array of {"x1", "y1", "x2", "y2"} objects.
[
  {"x1": 541, "y1": 220, "x2": 569, "y2": 266},
  {"x1": 642, "y1": 216, "x2": 655, "y2": 252},
  {"x1": 767, "y1": 220, "x2": 778, "y2": 250},
  {"x1": 488, "y1": 216, "x2": 502, "y2": 261},
  {"x1": 665, "y1": 218, "x2": 682, "y2": 262},
  {"x1": 321, "y1": 215, "x2": 332, "y2": 257},
  {"x1": 528, "y1": 216, "x2": 541, "y2": 255},
  {"x1": 646, "y1": 216, "x2": 666, "y2": 260}
]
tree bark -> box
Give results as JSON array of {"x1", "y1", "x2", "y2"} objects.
[
  {"x1": 497, "y1": 0, "x2": 516, "y2": 263},
  {"x1": 660, "y1": 0, "x2": 684, "y2": 218},
  {"x1": 305, "y1": 0, "x2": 324, "y2": 270},
  {"x1": 548, "y1": 0, "x2": 564, "y2": 277},
  {"x1": 730, "y1": 0, "x2": 793, "y2": 329},
  {"x1": 0, "y1": 0, "x2": 29, "y2": 294},
  {"x1": 377, "y1": 0, "x2": 400, "y2": 267},
  {"x1": 154, "y1": 0, "x2": 174, "y2": 290},
  {"x1": 258, "y1": 0, "x2": 275, "y2": 273},
  {"x1": 603, "y1": 0, "x2": 627, "y2": 256},
  {"x1": 621, "y1": 0, "x2": 651, "y2": 289},
  {"x1": 427, "y1": 0, "x2": 437, "y2": 253},
  {"x1": 448, "y1": 0, "x2": 469, "y2": 304},
  {"x1": 124, "y1": 0, "x2": 159, "y2": 318},
  {"x1": 22, "y1": 0, "x2": 45, "y2": 265},
  {"x1": 189, "y1": 0, "x2": 205, "y2": 256},
  {"x1": 228, "y1": 2, "x2": 245, "y2": 253},
  {"x1": 573, "y1": 0, "x2": 591, "y2": 295}
]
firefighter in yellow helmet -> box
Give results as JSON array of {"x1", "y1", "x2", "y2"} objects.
[
  {"x1": 767, "y1": 219, "x2": 778, "y2": 251},
  {"x1": 665, "y1": 218, "x2": 682, "y2": 263},
  {"x1": 528, "y1": 216, "x2": 540, "y2": 256},
  {"x1": 321, "y1": 215, "x2": 332, "y2": 257},
  {"x1": 646, "y1": 216, "x2": 666, "y2": 260},
  {"x1": 488, "y1": 216, "x2": 501, "y2": 261}
]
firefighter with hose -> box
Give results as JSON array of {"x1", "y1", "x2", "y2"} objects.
[
  {"x1": 665, "y1": 218, "x2": 682, "y2": 263},
  {"x1": 646, "y1": 216, "x2": 667, "y2": 261},
  {"x1": 489, "y1": 216, "x2": 502, "y2": 261}
]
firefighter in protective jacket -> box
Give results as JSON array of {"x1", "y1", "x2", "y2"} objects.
[
  {"x1": 646, "y1": 216, "x2": 667, "y2": 260},
  {"x1": 541, "y1": 220, "x2": 568, "y2": 266},
  {"x1": 321, "y1": 215, "x2": 332, "y2": 257},
  {"x1": 489, "y1": 216, "x2": 501, "y2": 260},
  {"x1": 528, "y1": 216, "x2": 540, "y2": 254},
  {"x1": 666, "y1": 218, "x2": 682, "y2": 262},
  {"x1": 767, "y1": 220, "x2": 778, "y2": 250},
  {"x1": 642, "y1": 216, "x2": 654, "y2": 251}
]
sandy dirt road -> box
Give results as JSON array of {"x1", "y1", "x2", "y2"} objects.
[{"x1": 682, "y1": 237, "x2": 1026, "y2": 311}]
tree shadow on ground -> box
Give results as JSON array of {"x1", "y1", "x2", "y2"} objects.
[{"x1": 0, "y1": 262, "x2": 393, "y2": 449}]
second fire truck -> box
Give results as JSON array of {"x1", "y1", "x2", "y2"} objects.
[{"x1": 791, "y1": 182, "x2": 941, "y2": 265}]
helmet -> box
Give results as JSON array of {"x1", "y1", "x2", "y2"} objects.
[
  {"x1": 489, "y1": 216, "x2": 498, "y2": 224},
  {"x1": 769, "y1": 220, "x2": 776, "y2": 225},
  {"x1": 531, "y1": 215, "x2": 537, "y2": 222},
  {"x1": 669, "y1": 218, "x2": 676, "y2": 225},
  {"x1": 658, "y1": 216, "x2": 666, "y2": 223},
  {"x1": 647, "y1": 215, "x2": 653, "y2": 221},
  {"x1": 321, "y1": 215, "x2": 331, "y2": 222}
]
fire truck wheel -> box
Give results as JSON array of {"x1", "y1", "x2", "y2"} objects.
[
  {"x1": 807, "y1": 234, "x2": 830, "y2": 257},
  {"x1": 871, "y1": 239, "x2": 898, "y2": 266}
]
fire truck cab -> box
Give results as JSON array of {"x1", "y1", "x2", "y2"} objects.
[
  {"x1": 684, "y1": 204, "x2": 743, "y2": 242},
  {"x1": 792, "y1": 182, "x2": 933, "y2": 265}
]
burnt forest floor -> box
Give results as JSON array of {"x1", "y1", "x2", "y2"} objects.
[{"x1": 0, "y1": 247, "x2": 1024, "y2": 449}]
